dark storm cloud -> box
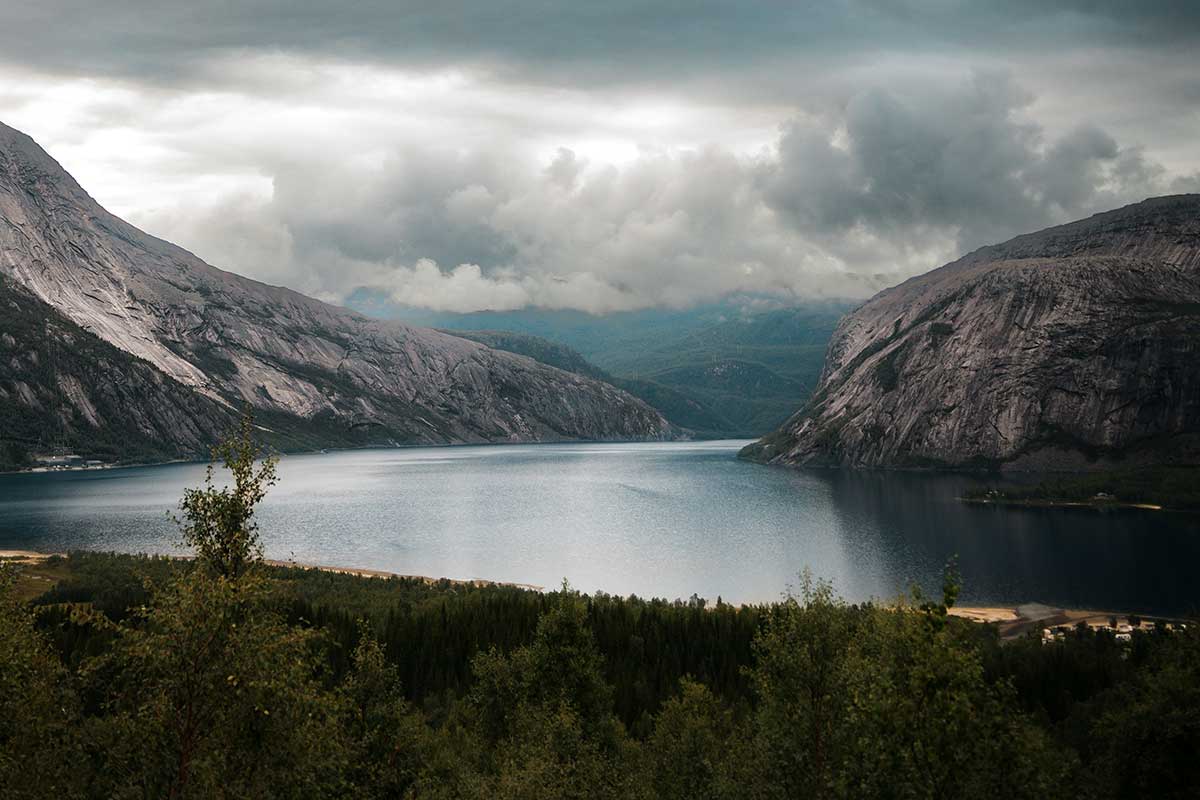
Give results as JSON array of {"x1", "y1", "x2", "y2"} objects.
[
  {"x1": 760, "y1": 73, "x2": 1173, "y2": 256},
  {"x1": 132, "y1": 71, "x2": 1187, "y2": 312},
  {"x1": 1, "y1": 1, "x2": 1197, "y2": 311},
  {"x1": 3, "y1": 1, "x2": 1199, "y2": 89}
]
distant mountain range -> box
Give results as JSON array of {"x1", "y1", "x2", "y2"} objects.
[
  {"x1": 0, "y1": 122, "x2": 672, "y2": 467},
  {"x1": 742, "y1": 195, "x2": 1200, "y2": 470},
  {"x1": 350, "y1": 299, "x2": 853, "y2": 437}
]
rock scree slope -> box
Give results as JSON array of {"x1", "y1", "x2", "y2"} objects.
[
  {"x1": 741, "y1": 195, "x2": 1200, "y2": 470},
  {"x1": 0, "y1": 121, "x2": 671, "y2": 454}
]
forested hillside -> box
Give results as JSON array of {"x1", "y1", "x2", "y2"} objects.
[
  {"x1": 439, "y1": 329, "x2": 734, "y2": 436},
  {"x1": 2, "y1": 420, "x2": 1197, "y2": 799},
  {"x1": 402, "y1": 301, "x2": 853, "y2": 437}
]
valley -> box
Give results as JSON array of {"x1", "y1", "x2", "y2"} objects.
[{"x1": 357, "y1": 300, "x2": 852, "y2": 438}]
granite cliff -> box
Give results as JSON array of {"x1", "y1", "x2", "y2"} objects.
[
  {"x1": 0, "y1": 122, "x2": 671, "y2": 458},
  {"x1": 0, "y1": 273, "x2": 237, "y2": 468},
  {"x1": 741, "y1": 196, "x2": 1200, "y2": 470}
]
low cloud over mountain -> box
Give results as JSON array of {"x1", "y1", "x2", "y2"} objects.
[{"x1": 1, "y1": 3, "x2": 1197, "y2": 312}]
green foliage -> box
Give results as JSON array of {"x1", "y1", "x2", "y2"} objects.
[
  {"x1": 4, "y1": 421, "x2": 1199, "y2": 797},
  {"x1": 470, "y1": 584, "x2": 616, "y2": 748},
  {"x1": 643, "y1": 679, "x2": 751, "y2": 800},
  {"x1": 1081, "y1": 626, "x2": 1200, "y2": 799},
  {"x1": 10, "y1": 547, "x2": 1200, "y2": 798},
  {"x1": 80, "y1": 570, "x2": 347, "y2": 799},
  {"x1": 745, "y1": 568, "x2": 1071, "y2": 800},
  {"x1": 749, "y1": 573, "x2": 863, "y2": 798},
  {"x1": 178, "y1": 410, "x2": 278, "y2": 579},
  {"x1": 465, "y1": 584, "x2": 641, "y2": 800},
  {"x1": 0, "y1": 440, "x2": 30, "y2": 471},
  {"x1": 0, "y1": 565, "x2": 85, "y2": 799},
  {"x1": 966, "y1": 465, "x2": 1200, "y2": 510},
  {"x1": 340, "y1": 623, "x2": 429, "y2": 798}
]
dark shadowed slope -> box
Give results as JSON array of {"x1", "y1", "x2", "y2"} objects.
[{"x1": 0, "y1": 274, "x2": 235, "y2": 469}]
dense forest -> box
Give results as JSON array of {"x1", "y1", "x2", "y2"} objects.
[{"x1": 2, "y1": 417, "x2": 1198, "y2": 798}]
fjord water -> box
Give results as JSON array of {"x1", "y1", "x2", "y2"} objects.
[{"x1": 1, "y1": 440, "x2": 1197, "y2": 614}]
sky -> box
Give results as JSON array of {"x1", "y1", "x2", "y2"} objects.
[{"x1": 1, "y1": 1, "x2": 1198, "y2": 313}]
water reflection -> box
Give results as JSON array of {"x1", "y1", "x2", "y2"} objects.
[
  {"x1": 814, "y1": 469, "x2": 1200, "y2": 614},
  {"x1": 1, "y1": 442, "x2": 1197, "y2": 613}
]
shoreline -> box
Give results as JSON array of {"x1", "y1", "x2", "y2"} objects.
[
  {"x1": 260, "y1": 557, "x2": 545, "y2": 591},
  {"x1": 946, "y1": 603, "x2": 1183, "y2": 639},
  {"x1": 0, "y1": 436, "x2": 731, "y2": 478},
  {"x1": 1, "y1": 549, "x2": 544, "y2": 593},
  {"x1": 961, "y1": 496, "x2": 1167, "y2": 512},
  {"x1": 5, "y1": 550, "x2": 1186, "y2": 633}
]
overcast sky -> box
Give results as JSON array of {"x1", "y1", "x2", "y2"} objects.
[{"x1": 2, "y1": 2, "x2": 1198, "y2": 312}]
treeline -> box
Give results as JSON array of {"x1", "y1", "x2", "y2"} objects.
[
  {"x1": 31, "y1": 552, "x2": 760, "y2": 734},
  {"x1": 966, "y1": 464, "x2": 1200, "y2": 510},
  {"x1": 7, "y1": 554, "x2": 1199, "y2": 799},
  {"x1": 2, "y1": 416, "x2": 1198, "y2": 798}
]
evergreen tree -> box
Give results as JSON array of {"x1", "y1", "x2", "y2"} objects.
[{"x1": 467, "y1": 583, "x2": 639, "y2": 799}]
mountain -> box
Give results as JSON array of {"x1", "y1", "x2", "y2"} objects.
[
  {"x1": 437, "y1": 330, "x2": 611, "y2": 381},
  {"x1": 435, "y1": 328, "x2": 737, "y2": 436},
  {"x1": 355, "y1": 299, "x2": 851, "y2": 437},
  {"x1": 0, "y1": 273, "x2": 236, "y2": 470},
  {"x1": 741, "y1": 195, "x2": 1200, "y2": 470},
  {"x1": 0, "y1": 122, "x2": 671, "y2": 459}
]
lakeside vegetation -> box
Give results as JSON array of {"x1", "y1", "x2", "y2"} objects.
[
  {"x1": 3, "y1": 416, "x2": 1199, "y2": 798},
  {"x1": 965, "y1": 465, "x2": 1200, "y2": 511}
]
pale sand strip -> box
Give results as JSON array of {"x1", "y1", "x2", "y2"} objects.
[
  {"x1": 948, "y1": 606, "x2": 1019, "y2": 624},
  {"x1": 4, "y1": 551, "x2": 1183, "y2": 626},
  {"x1": 262, "y1": 558, "x2": 545, "y2": 591},
  {"x1": 2, "y1": 549, "x2": 542, "y2": 591},
  {"x1": 0, "y1": 550, "x2": 65, "y2": 561}
]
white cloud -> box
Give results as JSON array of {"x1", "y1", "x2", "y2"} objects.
[{"x1": 0, "y1": 8, "x2": 1197, "y2": 314}]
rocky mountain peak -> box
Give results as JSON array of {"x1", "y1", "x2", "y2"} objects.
[
  {"x1": 0, "y1": 122, "x2": 673, "y2": 451},
  {"x1": 742, "y1": 196, "x2": 1200, "y2": 471}
]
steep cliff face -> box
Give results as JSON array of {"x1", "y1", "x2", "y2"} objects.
[
  {"x1": 0, "y1": 274, "x2": 239, "y2": 467},
  {"x1": 741, "y1": 196, "x2": 1200, "y2": 470},
  {"x1": 0, "y1": 122, "x2": 671, "y2": 449}
]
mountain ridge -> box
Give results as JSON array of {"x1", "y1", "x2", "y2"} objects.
[
  {"x1": 742, "y1": 195, "x2": 1200, "y2": 470},
  {"x1": 372, "y1": 301, "x2": 851, "y2": 437},
  {"x1": 0, "y1": 122, "x2": 672, "y2": 455}
]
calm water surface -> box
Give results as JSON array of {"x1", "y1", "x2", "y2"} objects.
[{"x1": 1, "y1": 441, "x2": 1197, "y2": 613}]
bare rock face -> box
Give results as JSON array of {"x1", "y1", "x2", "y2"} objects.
[
  {"x1": 742, "y1": 196, "x2": 1200, "y2": 470},
  {"x1": 0, "y1": 273, "x2": 238, "y2": 464},
  {"x1": 0, "y1": 122, "x2": 672, "y2": 449}
]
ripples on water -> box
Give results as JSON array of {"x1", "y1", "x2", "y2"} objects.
[{"x1": 1, "y1": 441, "x2": 1197, "y2": 613}]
